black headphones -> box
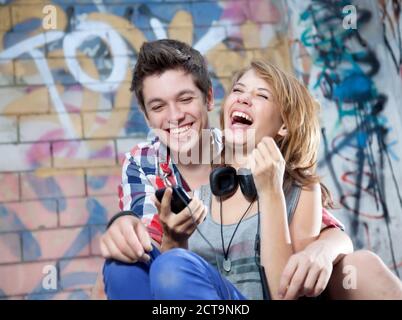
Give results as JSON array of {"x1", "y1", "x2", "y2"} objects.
[{"x1": 209, "y1": 166, "x2": 257, "y2": 201}]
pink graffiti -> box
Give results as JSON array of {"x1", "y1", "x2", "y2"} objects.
[{"x1": 221, "y1": 0, "x2": 281, "y2": 24}]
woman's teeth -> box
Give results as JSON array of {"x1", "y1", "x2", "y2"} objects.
[
  {"x1": 231, "y1": 111, "x2": 253, "y2": 125},
  {"x1": 170, "y1": 124, "x2": 192, "y2": 135}
]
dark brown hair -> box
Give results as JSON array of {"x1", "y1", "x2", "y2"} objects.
[{"x1": 131, "y1": 39, "x2": 212, "y2": 114}]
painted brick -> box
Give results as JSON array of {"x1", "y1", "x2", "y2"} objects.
[
  {"x1": 0, "y1": 260, "x2": 57, "y2": 297},
  {"x1": 0, "y1": 173, "x2": 20, "y2": 202},
  {"x1": 0, "y1": 116, "x2": 17, "y2": 143},
  {"x1": 49, "y1": 84, "x2": 114, "y2": 113},
  {"x1": 89, "y1": 225, "x2": 106, "y2": 256},
  {"x1": 0, "y1": 63, "x2": 14, "y2": 86},
  {"x1": 0, "y1": 6, "x2": 11, "y2": 31},
  {"x1": 0, "y1": 142, "x2": 51, "y2": 172},
  {"x1": 0, "y1": 295, "x2": 25, "y2": 300},
  {"x1": 14, "y1": 56, "x2": 84, "y2": 86},
  {"x1": 20, "y1": 169, "x2": 86, "y2": 200},
  {"x1": 0, "y1": 233, "x2": 21, "y2": 264},
  {"x1": 26, "y1": 289, "x2": 92, "y2": 300},
  {"x1": 83, "y1": 110, "x2": 130, "y2": 139},
  {"x1": 52, "y1": 140, "x2": 117, "y2": 168},
  {"x1": 206, "y1": 45, "x2": 252, "y2": 78},
  {"x1": 190, "y1": 2, "x2": 225, "y2": 27},
  {"x1": 0, "y1": 86, "x2": 50, "y2": 115},
  {"x1": 59, "y1": 257, "x2": 103, "y2": 291},
  {"x1": 22, "y1": 227, "x2": 90, "y2": 262},
  {"x1": 113, "y1": 81, "x2": 134, "y2": 109},
  {"x1": 20, "y1": 113, "x2": 83, "y2": 142},
  {"x1": 0, "y1": 200, "x2": 58, "y2": 233},
  {"x1": 59, "y1": 195, "x2": 118, "y2": 227},
  {"x1": 86, "y1": 166, "x2": 121, "y2": 197},
  {"x1": 116, "y1": 137, "x2": 146, "y2": 164},
  {"x1": 132, "y1": 2, "x2": 192, "y2": 30}
]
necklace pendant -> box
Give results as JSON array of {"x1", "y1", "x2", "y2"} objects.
[{"x1": 223, "y1": 258, "x2": 231, "y2": 272}]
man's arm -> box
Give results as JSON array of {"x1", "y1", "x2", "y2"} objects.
[
  {"x1": 279, "y1": 210, "x2": 353, "y2": 299},
  {"x1": 100, "y1": 153, "x2": 156, "y2": 263}
]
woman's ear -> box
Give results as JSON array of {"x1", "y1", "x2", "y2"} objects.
[{"x1": 277, "y1": 124, "x2": 288, "y2": 138}]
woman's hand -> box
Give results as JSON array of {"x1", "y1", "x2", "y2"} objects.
[
  {"x1": 154, "y1": 188, "x2": 207, "y2": 251},
  {"x1": 248, "y1": 137, "x2": 285, "y2": 193},
  {"x1": 278, "y1": 239, "x2": 334, "y2": 299}
]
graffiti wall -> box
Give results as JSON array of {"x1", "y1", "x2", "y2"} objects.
[
  {"x1": 0, "y1": 0, "x2": 401, "y2": 299},
  {"x1": 288, "y1": 0, "x2": 402, "y2": 276}
]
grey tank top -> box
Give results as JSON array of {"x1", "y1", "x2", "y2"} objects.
[{"x1": 188, "y1": 184, "x2": 301, "y2": 300}]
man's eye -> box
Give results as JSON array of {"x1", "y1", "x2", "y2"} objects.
[
  {"x1": 151, "y1": 105, "x2": 163, "y2": 111},
  {"x1": 180, "y1": 97, "x2": 193, "y2": 103}
]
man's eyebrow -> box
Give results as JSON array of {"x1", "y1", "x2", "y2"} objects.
[
  {"x1": 146, "y1": 97, "x2": 165, "y2": 107},
  {"x1": 175, "y1": 89, "x2": 197, "y2": 97},
  {"x1": 145, "y1": 89, "x2": 197, "y2": 107}
]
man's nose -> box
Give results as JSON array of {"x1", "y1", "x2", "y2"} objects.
[{"x1": 168, "y1": 103, "x2": 185, "y2": 123}]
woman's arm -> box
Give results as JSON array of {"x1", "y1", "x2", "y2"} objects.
[
  {"x1": 289, "y1": 183, "x2": 322, "y2": 252},
  {"x1": 258, "y1": 188, "x2": 294, "y2": 299},
  {"x1": 249, "y1": 137, "x2": 294, "y2": 300}
]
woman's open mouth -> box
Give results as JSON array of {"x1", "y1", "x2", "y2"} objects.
[{"x1": 230, "y1": 110, "x2": 254, "y2": 128}]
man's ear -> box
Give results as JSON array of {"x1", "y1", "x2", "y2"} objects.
[
  {"x1": 277, "y1": 124, "x2": 288, "y2": 138},
  {"x1": 207, "y1": 87, "x2": 214, "y2": 112}
]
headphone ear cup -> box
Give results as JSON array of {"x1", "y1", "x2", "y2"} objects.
[
  {"x1": 238, "y1": 168, "x2": 257, "y2": 200},
  {"x1": 209, "y1": 166, "x2": 238, "y2": 197}
]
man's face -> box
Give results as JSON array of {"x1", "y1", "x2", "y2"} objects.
[{"x1": 142, "y1": 69, "x2": 212, "y2": 155}]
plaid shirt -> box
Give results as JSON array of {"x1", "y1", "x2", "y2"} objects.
[{"x1": 118, "y1": 129, "x2": 344, "y2": 245}]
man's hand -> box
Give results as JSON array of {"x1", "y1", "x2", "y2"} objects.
[
  {"x1": 100, "y1": 215, "x2": 153, "y2": 263},
  {"x1": 155, "y1": 187, "x2": 207, "y2": 251},
  {"x1": 278, "y1": 240, "x2": 334, "y2": 299}
]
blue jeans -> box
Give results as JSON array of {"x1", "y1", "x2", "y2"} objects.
[{"x1": 103, "y1": 246, "x2": 246, "y2": 300}]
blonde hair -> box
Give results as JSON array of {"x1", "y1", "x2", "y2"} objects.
[{"x1": 222, "y1": 60, "x2": 334, "y2": 208}]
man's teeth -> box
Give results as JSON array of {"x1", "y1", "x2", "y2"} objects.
[
  {"x1": 170, "y1": 124, "x2": 191, "y2": 135},
  {"x1": 231, "y1": 111, "x2": 253, "y2": 123}
]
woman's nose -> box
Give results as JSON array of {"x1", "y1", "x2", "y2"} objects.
[{"x1": 237, "y1": 92, "x2": 252, "y2": 106}]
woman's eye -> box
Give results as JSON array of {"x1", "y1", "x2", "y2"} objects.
[
  {"x1": 232, "y1": 88, "x2": 242, "y2": 93},
  {"x1": 257, "y1": 94, "x2": 268, "y2": 100}
]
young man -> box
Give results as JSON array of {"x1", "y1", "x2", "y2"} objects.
[{"x1": 93, "y1": 39, "x2": 402, "y2": 300}]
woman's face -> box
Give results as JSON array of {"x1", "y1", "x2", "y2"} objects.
[{"x1": 222, "y1": 68, "x2": 283, "y2": 150}]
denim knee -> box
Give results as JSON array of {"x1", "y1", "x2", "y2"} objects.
[
  {"x1": 103, "y1": 259, "x2": 153, "y2": 300},
  {"x1": 149, "y1": 248, "x2": 212, "y2": 299}
]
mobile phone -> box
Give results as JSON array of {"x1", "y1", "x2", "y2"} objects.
[{"x1": 155, "y1": 186, "x2": 192, "y2": 214}]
